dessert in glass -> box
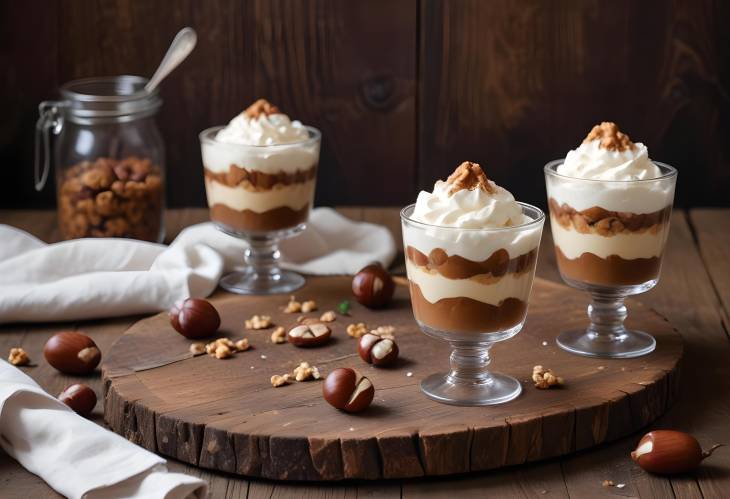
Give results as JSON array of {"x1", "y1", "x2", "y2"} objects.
[
  {"x1": 401, "y1": 162, "x2": 544, "y2": 406},
  {"x1": 200, "y1": 99, "x2": 321, "y2": 294},
  {"x1": 545, "y1": 122, "x2": 677, "y2": 358}
]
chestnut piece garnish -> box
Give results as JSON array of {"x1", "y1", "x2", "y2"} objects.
[
  {"x1": 169, "y1": 298, "x2": 220, "y2": 339},
  {"x1": 43, "y1": 332, "x2": 101, "y2": 375},
  {"x1": 58, "y1": 384, "x2": 97, "y2": 417},
  {"x1": 323, "y1": 367, "x2": 374, "y2": 413},
  {"x1": 287, "y1": 323, "x2": 332, "y2": 347},
  {"x1": 631, "y1": 430, "x2": 724, "y2": 474},
  {"x1": 352, "y1": 263, "x2": 394, "y2": 309},
  {"x1": 358, "y1": 333, "x2": 399, "y2": 366}
]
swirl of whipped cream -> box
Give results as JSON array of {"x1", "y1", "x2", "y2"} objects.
[
  {"x1": 216, "y1": 107, "x2": 309, "y2": 146},
  {"x1": 412, "y1": 163, "x2": 526, "y2": 229}
]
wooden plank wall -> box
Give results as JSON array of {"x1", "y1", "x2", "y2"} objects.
[{"x1": 1, "y1": 0, "x2": 728, "y2": 209}]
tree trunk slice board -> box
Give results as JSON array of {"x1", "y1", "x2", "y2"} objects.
[{"x1": 102, "y1": 277, "x2": 682, "y2": 481}]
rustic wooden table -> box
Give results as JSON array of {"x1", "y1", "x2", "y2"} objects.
[{"x1": 1, "y1": 208, "x2": 729, "y2": 498}]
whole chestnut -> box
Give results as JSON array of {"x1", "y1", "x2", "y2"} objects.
[
  {"x1": 44, "y1": 332, "x2": 101, "y2": 375},
  {"x1": 631, "y1": 430, "x2": 724, "y2": 474},
  {"x1": 287, "y1": 323, "x2": 332, "y2": 347},
  {"x1": 358, "y1": 333, "x2": 399, "y2": 366},
  {"x1": 323, "y1": 367, "x2": 374, "y2": 413},
  {"x1": 352, "y1": 263, "x2": 394, "y2": 309},
  {"x1": 169, "y1": 298, "x2": 220, "y2": 339},
  {"x1": 58, "y1": 384, "x2": 97, "y2": 417}
]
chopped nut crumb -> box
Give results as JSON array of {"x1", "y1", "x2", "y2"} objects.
[
  {"x1": 270, "y1": 326, "x2": 286, "y2": 344},
  {"x1": 8, "y1": 347, "x2": 30, "y2": 366},
  {"x1": 292, "y1": 361, "x2": 321, "y2": 382},
  {"x1": 271, "y1": 374, "x2": 291, "y2": 387},
  {"x1": 532, "y1": 365, "x2": 564, "y2": 389},
  {"x1": 245, "y1": 99, "x2": 280, "y2": 119},
  {"x1": 284, "y1": 296, "x2": 302, "y2": 313},
  {"x1": 584, "y1": 122, "x2": 635, "y2": 152},
  {"x1": 371, "y1": 325, "x2": 395, "y2": 339},
  {"x1": 189, "y1": 343, "x2": 206, "y2": 356},
  {"x1": 446, "y1": 161, "x2": 495, "y2": 195},
  {"x1": 346, "y1": 322, "x2": 368, "y2": 338},
  {"x1": 215, "y1": 344, "x2": 233, "y2": 359},
  {"x1": 320, "y1": 310, "x2": 336, "y2": 322},
  {"x1": 245, "y1": 315, "x2": 272, "y2": 330},
  {"x1": 235, "y1": 338, "x2": 250, "y2": 351},
  {"x1": 301, "y1": 300, "x2": 317, "y2": 313}
]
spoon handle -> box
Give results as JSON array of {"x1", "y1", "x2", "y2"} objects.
[{"x1": 145, "y1": 27, "x2": 197, "y2": 93}]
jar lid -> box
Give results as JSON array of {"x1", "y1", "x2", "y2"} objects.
[{"x1": 59, "y1": 75, "x2": 162, "y2": 124}]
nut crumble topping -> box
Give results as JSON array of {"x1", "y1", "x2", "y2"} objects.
[
  {"x1": 583, "y1": 122, "x2": 636, "y2": 152},
  {"x1": 446, "y1": 161, "x2": 495, "y2": 195},
  {"x1": 244, "y1": 99, "x2": 280, "y2": 119}
]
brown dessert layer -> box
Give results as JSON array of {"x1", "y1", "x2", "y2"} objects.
[
  {"x1": 406, "y1": 246, "x2": 537, "y2": 280},
  {"x1": 204, "y1": 164, "x2": 317, "y2": 191},
  {"x1": 210, "y1": 204, "x2": 309, "y2": 232},
  {"x1": 549, "y1": 198, "x2": 671, "y2": 235},
  {"x1": 409, "y1": 282, "x2": 527, "y2": 333},
  {"x1": 555, "y1": 246, "x2": 662, "y2": 286}
]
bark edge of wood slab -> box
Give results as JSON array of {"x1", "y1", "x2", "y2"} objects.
[{"x1": 102, "y1": 277, "x2": 682, "y2": 481}]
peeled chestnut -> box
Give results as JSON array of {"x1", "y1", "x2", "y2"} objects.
[
  {"x1": 58, "y1": 384, "x2": 97, "y2": 417},
  {"x1": 631, "y1": 430, "x2": 724, "y2": 474},
  {"x1": 358, "y1": 333, "x2": 399, "y2": 366},
  {"x1": 287, "y1": 322, "x2": 332, "y2": 347},
  {"x1": 169, "y1": 298, "x2": 220, "y2": 339},
  {"x1": 44, "y1": 331, "x2": 101, "y2": 375},
  {"x1": 323, "y1": 367, "x2": 374, "y2": 413},
  {"x1": 352, "y1": 263, "x2": 395, "y2": 309}
]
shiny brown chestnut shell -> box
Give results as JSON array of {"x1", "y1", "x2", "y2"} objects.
[
  {"x1": 352, "y1": 263, "x2": 395, "y2": 308},
  {"x1": 169, "y1": 298, "x2": 221, "y2": 339},
  {"x1": 323, "y1": 367, "x2": 374, "y2": 413},
  {"x1": 358, "y1": 333, "x2": 399, "y2": 366},
  {"x1": 58, "y1": 384, "x2": 97, "y2": 417},
  {"x1": 43, "y1": 331, "x2": 101, "y2": 375}
]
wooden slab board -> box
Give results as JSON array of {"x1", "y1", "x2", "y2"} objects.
[{"x1": 102, "y1": 277, "x2": 682, "y2": 481}]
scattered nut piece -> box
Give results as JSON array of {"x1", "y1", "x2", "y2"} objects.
[
  {"x1": 301, "y1": 300, "x2": 317, "y2": 313},
  {"x1": 284, "y1": 296, "x2": 302, "y2": 313},
  {"x1": 235, "y1": 338, "x2": 250, "y2": 351},
  {"x1": 271, "y1": 374, "x2": 291, "y2": 387},
  {"x1": 270, "y1": 326, "x2": 286, "y2": 344},
  {"x1": 215, "y1": 344, "x2": 233, "y2": 359},
  {"x1": 320, "y1": 310, "x2": 337, "y2": 322},
  {"x1": 346, "y1": 322, "x2": 368, "y2": 338},
  {"x1": 371, "y1": 325, "x2": 395, "y2": 339},
  {"x1": 245, "y1": 315, "x2": 272, "y2": 330},
  {"x1": 532, "y1": 365, "x2": 564, "y2": 389},
  {"x1": 292, "y1": 361, "x2": 321, "y2": 381},
  {"x1": 8, "y1": 347, "x2": 30, "y2": 366},
  {"x1": 601, "y1": 480, "x2": 614, "y2": 487},
  {"x1": 189, "y1": 343, "x2": 206, "y2": 356}
]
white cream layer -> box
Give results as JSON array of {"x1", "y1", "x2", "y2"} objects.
[
  {"x1": 202, "y1": 140, "x2": 319, "y2": 175},
  {"x1": 405, "y1": 259, "x2": 535, "y2": 306},
  {"x1": 204, "y1": 177, "x2": 315, "y2": 213},
  {"x1": 550, "y1": 215, "x2": 668, "y2": 260}
]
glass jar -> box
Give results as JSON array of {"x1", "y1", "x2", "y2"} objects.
[{"x1": 35, "y1": 75, "x2": 165, "y2": 242}]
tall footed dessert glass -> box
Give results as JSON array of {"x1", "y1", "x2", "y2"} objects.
[
  {"x1": 402, "y1": 162, "x2": 544, "y2": 405},
  {"x1": 200, "y1": 99, "x2": 321, "y2": 294},
  {"x1": 545, "y1": 123, "x2": 677, "y2": 358}
]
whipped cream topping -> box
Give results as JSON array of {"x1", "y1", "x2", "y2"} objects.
[
  {"x1": 216, "y1": 99, "x2": 310, "y2": 146},
  {"x1": 412, "y1": 162, "x2": 527, "y2": 228},
  {"x1": 557, "y1": 122, "x2": 661, "y2": 181}
]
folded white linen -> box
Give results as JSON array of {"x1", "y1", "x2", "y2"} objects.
[
  {"x1": 0, "y1": 208, "x2": 396, "y2": 323},
  {"x1": 0, "y1": 360, "x2": 208, "y2": 499}
]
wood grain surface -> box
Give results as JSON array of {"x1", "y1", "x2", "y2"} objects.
[
  {"x1": 2, "y1": 1, "x2": 730, "y2": 209},
  {"x1": 1, "y1": 208, "x2": 729, "y2": 498}
]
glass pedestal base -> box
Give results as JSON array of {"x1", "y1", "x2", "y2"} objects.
[
  {"x1": 219, "y1": 269, "x2": 305, "y2": 295},
  {"x1": 556, "y1": 329, "x2": 655, "y2": 358},
  {"x1": 421, "y1": 371, "x2": 522, "y2": 406}
]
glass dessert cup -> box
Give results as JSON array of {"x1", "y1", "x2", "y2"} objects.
[
  {"x1": 545, "y1": 160, "x2": 677, "y2": 358},
  {"x1": 199, "y1": 126, "x2": 321, "y2": 295},
  {"x1": 401, "y1": 203, "x2": 545, "y2": 406}
]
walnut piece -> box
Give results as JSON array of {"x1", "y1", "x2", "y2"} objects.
[
  {"x1": 346, "y1": 322, "x2": 369, "y2": 338},
  {"x1": 583, "y1": 122, "x2": 636, "y2": 152},
  {"x1": 245, "y1": 315, "x2": 272, "y2": 330},
  {"x1": 446, "y1": 161, "x2": 495, "y2": 195},
  {"x1": 235, "y1": 338, "x2": 250, "y2": 352},
  {"x1": 301, "y1": 300, "x2": 317, "y2": 313},
  {"x1": 271, "y1": 374, "x2": 291, "y2": 387},
  {"x1": 371, "y1": 325, "x2": 396, "y2": 339},
  {"x1": 532, "y1": 365, "x2": 564, "y2": 389},
  {"x1": 270, "y1": 326, "x2": 286, "y2": 344},
  {"x1": 204, "y1": 337, "x2": 250, "y2": 359},
  {"x1": 189, "y1": 343, "x2": 206, "y2": 356},
  {"x1": 8, "y1": 347, "x2": 30, "y2": 366},
  {"x1": 215, "y1": 344, "x2": 234, "y2": 359},
  {"x1": 284, "y1": 296, "x2": 302, "y2": 313},
  {"x1": 320, "y1": 310, "x2": 336, "y2": 322},
  {"x1": 292, "y1": 361, "x2": 321, "y2": 382},
  {"x1": 244, "y1": 99, "x2": 280, "y2": 119}
]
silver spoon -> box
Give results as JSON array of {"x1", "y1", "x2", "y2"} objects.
[{"x1": 145, "y1": 27, "x2": 197, "y2": 93}]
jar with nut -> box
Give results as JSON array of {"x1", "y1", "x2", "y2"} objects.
[{"x1": 35, "y1": 76, "x2": 165, "y2": 242}]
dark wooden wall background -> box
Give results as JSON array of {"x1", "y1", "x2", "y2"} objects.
[{"x1": 2, "y1": 0, "x2": 729, "y2": 209}]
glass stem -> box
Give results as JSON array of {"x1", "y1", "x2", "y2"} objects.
[
  {"x1": 447, "y1": 343, "x2": 494, "y2": 385},
  {"x1": 587, "y1": 291, "x2": 628, "y2": 340},
  {"x1": 244, "y1": 236, "x2": 282, "y2": 282}
]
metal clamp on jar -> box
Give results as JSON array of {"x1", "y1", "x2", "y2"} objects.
[{"x1": 34, "y1": 75, "x2": 166, "y2": 242}]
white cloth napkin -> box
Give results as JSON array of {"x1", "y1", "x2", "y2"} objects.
[
  {"x1": 0, "y1": 208, "x2": 396, "y2": 323},
  {"x1": 0, "y1": 360, "x2": 208, "y2": 499}
]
